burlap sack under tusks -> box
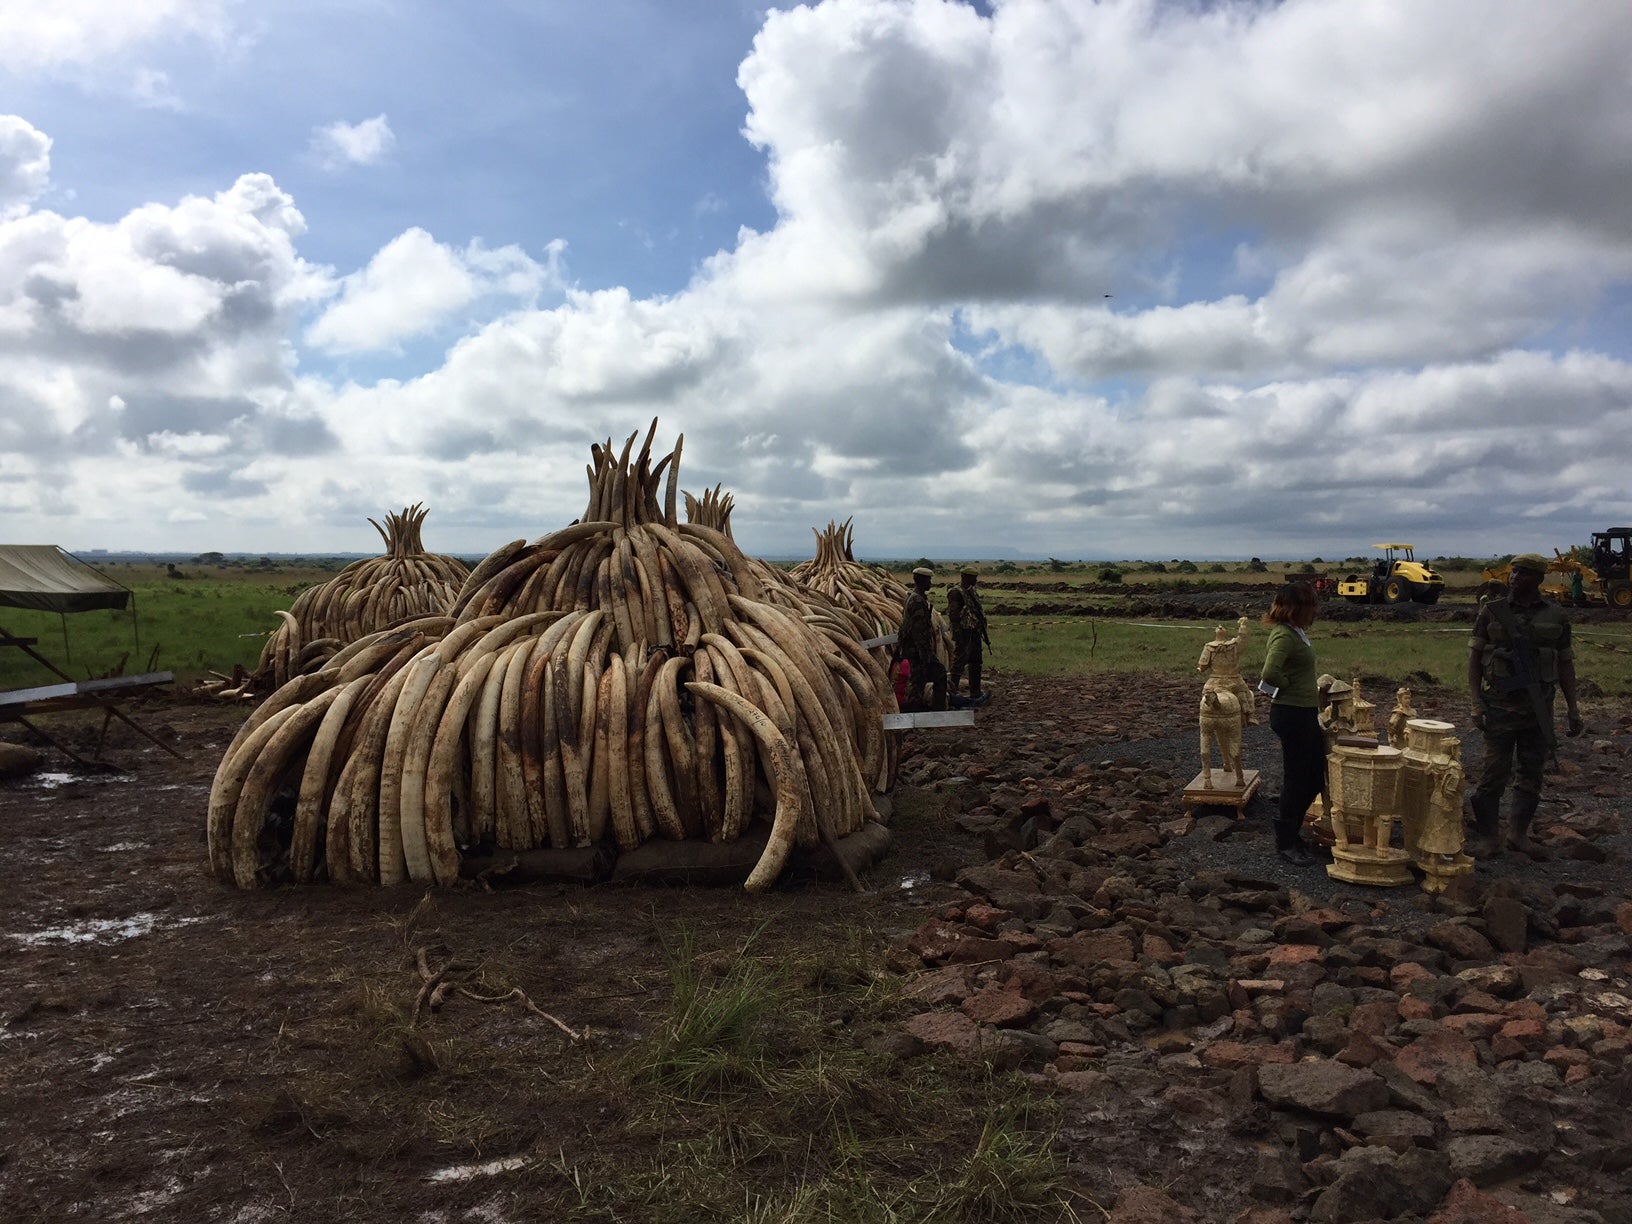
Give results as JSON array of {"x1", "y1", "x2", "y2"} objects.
[{"x1": 207, "y1": 421, "x2": 897, "y2": 892}]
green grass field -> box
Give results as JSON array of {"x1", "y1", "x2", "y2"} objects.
[
  {"x1": 991, "y1": 615, "x2": 1632, "y2": 698},
  {"x1": 0, "y1": 564, "x2": 326, "y2": 689},
  {"x1": 6, "y1": 565, "x2": 1629, "y2": 698}
]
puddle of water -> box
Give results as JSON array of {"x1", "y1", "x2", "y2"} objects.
[
  {"x1": 31, "y1": 772, "x2": 135, "y2": 790},
  {"x1": 10, "y1": 913, "x2": 205, "y2": 947},
  {"x1": 426, "y1": 1155, "x2": 530, "y2": 1183}
]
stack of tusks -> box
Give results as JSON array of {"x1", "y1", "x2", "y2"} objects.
[
  {"x1": 207, "y1": 422, "x2": 898, "y2": 893},
  {"x1": 791, "y1": 517, "x2": 953, "y2": 657},
  {"x1": 233, "y1": 503, "x2": 470, "y2": 696}
]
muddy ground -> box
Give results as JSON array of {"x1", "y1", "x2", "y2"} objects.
[{"x1": 1, "y1": 668, "x2": 1629, "y2": 1222}]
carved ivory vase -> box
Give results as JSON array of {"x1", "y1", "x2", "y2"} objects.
[
  {"x1": 1397, "y1": 718, "x2": 1474, "y2": 894},
  {"x1": 1326, "y1": 743, "x2": 1415, "y2": 886}
]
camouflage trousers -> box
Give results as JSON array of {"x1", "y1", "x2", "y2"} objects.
[
  {"x1": 951, "y1": 628, "x2": 984, "y2": 697},
  {"x1": 1472, "y1": 706, "x2": 1550, "y2": 804}
]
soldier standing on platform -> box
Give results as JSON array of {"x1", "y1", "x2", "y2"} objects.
[
  {"x1": 945, "y1": 566, "x2": 991, "y2": 704},
  {"x1": 893, "y1": 567, "x2": 947, "y2": 711}
]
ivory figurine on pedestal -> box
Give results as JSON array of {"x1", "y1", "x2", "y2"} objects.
[
  {"x1": 1398, "y1": 718, "x2": 1473, "y2": 893},
  {"x1": 1198, "y1": 616, "x2": 1258, "y2": 725},
  {"x1": 1199, "y1": 689, "x2": 1244, "y2": 788},
  {"x1": 1388, "y1": 687, "x2": 1416, "y2": 747}
]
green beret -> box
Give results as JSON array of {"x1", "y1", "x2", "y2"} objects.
[
  {"x1": 911, "y1": 566, "x2": 933, "y2": 577},
  {"x1": 1510, "y1": 553, "x2": 1548, "y2": 574}
]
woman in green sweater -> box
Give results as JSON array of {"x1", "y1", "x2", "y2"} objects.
[{"x1": 1259, "y1": 582, "x2": 1323, "y2": 866}]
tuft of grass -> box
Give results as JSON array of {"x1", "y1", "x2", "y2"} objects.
[
  {"x1": 638, "y1": 927, "x2": 789, "y2": 1101},
  {"x1": 926, "y1": 1109, "x2": 1077, "y2": 1224}
]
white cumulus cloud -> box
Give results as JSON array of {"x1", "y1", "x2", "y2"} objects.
[
  {"x1": 304, "y1": 228, "x2": 554, "y2": 354},
  {"x1": 310, "y1": 115, "x2": 396, "y2": 170}
]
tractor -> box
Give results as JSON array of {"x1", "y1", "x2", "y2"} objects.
[
  {"x1": 1337, "y1": 544, "x2": 1445, "y2": 605},
  {"x1": 1477, "y1": 532, "x2": 1632, "y2": 608},
  {"x1": 1479, "y1": 550, "x2": 1595, "y2": 605},
  {"x1": 1590, "y1": 528, "x2": 1632, "y2": 609}
]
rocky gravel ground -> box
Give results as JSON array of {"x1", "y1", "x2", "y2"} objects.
[{"x1": 883, "y1": 671, "x2": 1632, "y2": 1223}]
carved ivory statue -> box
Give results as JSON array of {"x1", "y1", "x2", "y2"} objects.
[
  {"x1": 1388, "y1": 687, "x2": 1416, "y2": 747},
  {"x1": 1198, "y1": 616, "x2": 1258, "y2": 726},
  {"x1": 1199, "y1": 689, "x2": 1244, "y2": 788}
]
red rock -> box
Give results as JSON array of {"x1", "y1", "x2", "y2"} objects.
[
  {"x1": 1200, "y1": 1040, "x2": 1296, "y2": 1070},
  {"x1": 1054, "y1": 1069, "x2": 1111, "y2": 1093},
  {"x1": 1267, "y1": 944, "x2": 1322, "y2": 967},
  {"x1": 1497, "y1": 1019, "x2": 1544, "y2": 1044},
  {"x1": 1000, "y1": 962, "x2": 1059, "y2": 1002},
  {"x1": 1614, "y1": 902, "x2": 1632, "y2": 937},
  {"x1": 906, "y1": 918, "x2": 966, "y2": 962},
  {"x1": 1236, "y1": 978, "x2": 1287, "y2": 994},
  {"x1": 1394, "y1": 1029, "x2": 1479, "y2": 1085},
  {"x1": 1398, "y1": 995, "x2": 1437, "y2": 1022},
  {"x1": 996, "y1": 931, "x2": 1044, "y2": 955},
  {"x1": 1057, "y1": 1040, "x2": 1102, "y2": 1057},
  {"x1": 1048, "y1": 930, "x2": 1137, "y2": 970},
  {"x1": 1502, "y1": 999, "x2": 1546, "y2": 1023},
  {"x1": 1426, "y1": 1177, "x2": 1528, "y2": 1223},
  {"x1": 1300, "y1": 907, "x2": 1353, "y2": 932},
  {"x1": 1336, "y1": 1033, "x2": 1389, "y2": 1068},
  {"x1": 1391, "y1": 962, "x2": 1436, "y2": 990},
  {"x1": 1142, "y1": 934, "x2": 1182, "y2": 964},
  {"x1": 961, "y1": 986, "x2": 1037, "y2": 1028},
  {"x1": 1454, "y1": 990, "x2": 1507, "y2": 1015},
  {"x1": 1232, "y1": 1209, "x2": 1295, "y2": 1224},
  {"x1": 1349, "y1": 1000, "x2": 1398, "y2": 1037},
  {"x1": 1566, "y1": 1064, "x2": 1591, "y2": 1084},
  {"x1": 903, "y1": 1010, "x2": 987, "y2": 1054},
  {"x1": 1543, "y1": 1045, "x2": 1589, "y2": 1071},
  {"x1": 1108, "y1": 1184, "x2": 1199, "y2": 1223},
  {"x1": 903, "y1": 965, "x2": 974, "y2": 1006},
  {"x1": 1443, "y1": 1013, "x2": 1506, "y2": 1040},
  {"x1": 962, "y1": 903, "x2": 1012, "y2": 930}
]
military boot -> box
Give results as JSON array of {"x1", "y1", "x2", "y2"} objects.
[
  {"x1": 1465, "y1": 791, "x2": 1502, "y2": 859},
  {"x1": 1506, "y1": 791, "x2": 1544, "y2": 857}
]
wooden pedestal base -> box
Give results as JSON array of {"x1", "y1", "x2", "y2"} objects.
[
  {"x1": 1327, "y1": 844, "x2": 1415, "y2": 887},
  {"x1": 1182, "y1": 769, "x2": 1261, "y2": 819},
  {"x1": 1414, "y1": 851, "x2": 1474, "y2": 894}
]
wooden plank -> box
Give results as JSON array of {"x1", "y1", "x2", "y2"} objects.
[
  {"x1": 78, "y1": 671, "x2": 174, "y2": 695},
  {"x1": 0, "y1": 671, "x2": 173, "y2": 711},
  {"x1": 882, "y1": 710, "x2": 976, "y2": 730},
  {"x1": 0, "y1": 680, "x2": 79, "y2": 707}
]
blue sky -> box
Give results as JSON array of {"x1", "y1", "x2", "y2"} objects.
[{"x1": 2, "y1": 0, "x2": 1630, "y2": 561}]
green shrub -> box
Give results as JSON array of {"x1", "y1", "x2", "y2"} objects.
[{"x1": 1098, "y1": 568, "x2": 1123, "y2": 583}]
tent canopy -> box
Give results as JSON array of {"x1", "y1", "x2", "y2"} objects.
[{"x1": 0, "y1": 546, "x2": 131, "y2": 614}]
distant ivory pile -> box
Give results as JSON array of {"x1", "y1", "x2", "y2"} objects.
[
  {"x1": 791, "y1": 518, "x2": 952, "y2": 658},
  {"x1": 203, "y1": 505, "x2": 471, "y2": 699},
  {"x1": 207, "y1": 424, "x2": 898, "y2": 893}
]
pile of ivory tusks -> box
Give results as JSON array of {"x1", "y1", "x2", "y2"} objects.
[
  {"x1": 791, "y1": 517, "x2": 953, "y2": 655},
  {"x1": 203, "y1": 504, "x2": 470, "y2": 699},
  {"x1": 208, "y1": 423, "x2": 898, "y2": 892}
]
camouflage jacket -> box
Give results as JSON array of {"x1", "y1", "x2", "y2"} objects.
[
  {"x1": 946, "y1": 584, "x2": 986, "y2": 634},
  {"x1": 1469, "y1": 596, "x2": 1573, "y2": 717},
  {"x1": 897, "y1": 589, "x2": 936, "y2": 664}
]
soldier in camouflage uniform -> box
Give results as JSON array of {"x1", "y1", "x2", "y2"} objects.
[
  {"x1": 894, "y1": 567, "x2": 946, "y2": 711},
  {"x1": 946, "y1": 566, "x2": 990, "y2": 702},
  {"x1": 1466, "y1": 553, "x2": 1583, "y2": 857}
]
